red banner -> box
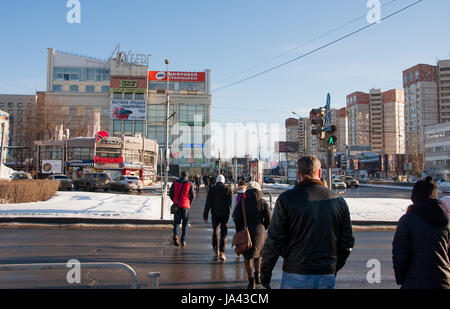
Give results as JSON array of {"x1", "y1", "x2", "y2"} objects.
[{"x1": 149, "y1": 71, "x2": 205, "y2": 82}]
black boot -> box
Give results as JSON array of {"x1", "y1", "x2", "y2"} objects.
[
  {"x1": 247, "y1": 277, "x2": 256, "y2": 289},
  {"x1": 254, "y1": 272, "x2": 261, "y2": 285}
]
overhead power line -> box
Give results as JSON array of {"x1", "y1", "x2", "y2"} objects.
[
  {"x1": 215, "y1": 0, "x2": 399, "y2": 85},
  {"x1": 213, "y1": 0, "x2": 424, "y2": 93}
]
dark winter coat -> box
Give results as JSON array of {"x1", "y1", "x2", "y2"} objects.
[
  {"x1": 392, "y1": 198, "x2": 450, "y2": 289},
  {"x1": 261, "y1": 179, "x2": 354, "y2": 284},
  {"x1": 203, "y1": 182, "x2": 233, "y2": 219},
  {"x1": 233, "y1": 189, "x2": 271, "y2": 259}
]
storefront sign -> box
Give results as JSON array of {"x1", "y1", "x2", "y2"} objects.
[
  {"x1": 67, "y1": 160, "x2": 94, "y2": 168},
  {"x1": 110, "y1": 100, "x2": 146, "y2": 120},
  {"x1": 97, "y1": 137, "x2": 122, "y2": 146},
  {"x1": 149, "y1": 71, "x2": 205, "y2": 82},
  {"x1": 42, "y1": 160, "x2": 62, "y2": 174},
  {"x1": 94, "y1": 156, "x2": 124, "y2": 164},
  {"x1": 110, "y1": 75, "x2": 148, "y2": 93}
]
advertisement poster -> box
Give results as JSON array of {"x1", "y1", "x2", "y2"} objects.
[
  {"x1": 110, "y1": 100, "x2": 146, "y2": 120},
  {"x1": 42, "y1": 160, "x2": 62, "y2": 174}
]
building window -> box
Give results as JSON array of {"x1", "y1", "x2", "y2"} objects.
[
  {"x1": 114, "y1": 93, "x2": 123, "y2": 99},
  {"x1": 135, "y1": 121, "x2": 143, "y2": 136},
  {"x1": 147, "y1": 125, "x2": 173, "y2": 145},
  {"x1": 135, "y1": 93, "x2": 144, "y2": 100},
  {"x1": 101, "y1": 86, "x2": 110, "y2": 93},
  {"x1": 70, "y1": 85, "x2": 79, "y2": 92},
  {"x1": 124, "y1": 120, "x2": 133, "y2": 136},
  {"x1": 53, "y1": 85, "x2": 63, "y2": 92},
  {"x1": 68, "y1": 147, "x2": 93, "y2": 160},
  {"x1": 113, "y1": 120, "x2": 122, "y2": 136},
  {"x1": 415, "y1": 70, "x2": 419, "y2": 80},
  {"x1": 148, "y1": 104, "x2": 174, "y2": 123},
  {"x1": 40, "y1": 146, "x2": 63, "y2": 160},
  {"x1": 124, "y1": 93, "x2": 133, "y2": 100},
  {"x1": 85, "y1": 85, "x2": 95, "y2": 93}
]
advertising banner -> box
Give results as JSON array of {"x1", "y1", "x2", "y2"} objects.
[
  {"x1": 149, "y1": 71, "x2": 205, "y2": 82},
  {"x1": 42, "y1": 160, "x2": 62, "y2": 174},
  {"x1": 110, "y1": 100, "x2": 146, "y2": 120},
  {"x1": 110, "y1": 75, "x2": 148, "y2": 94}
]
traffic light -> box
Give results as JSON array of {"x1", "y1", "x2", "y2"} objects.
[
  {"x1": 215, "y1": 160, "x2": 220, "y2": 170},
  {"x1": 310, "y1": 108, "x2": 325, "y2": 137},
  {"x1": 325, "y1": 125, "x2": 337, "y2": 147}
]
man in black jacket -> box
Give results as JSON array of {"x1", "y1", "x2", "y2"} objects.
[
  {"x1": 392, "y1": 176, "x2": 450, "y2": 289},
  {"x1": 261, "y1": 156, "x2": 354, "y2": 289},
  {"x1": 204, "y1": 174, "x2": 233, "y2": 261}
]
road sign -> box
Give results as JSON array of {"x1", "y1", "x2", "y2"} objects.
[{"x1": 323, "y1": 93, "x2": 332, "y2": 132}]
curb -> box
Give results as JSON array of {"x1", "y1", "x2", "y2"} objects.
[{"x1": 0, "y1": 217, "x2": 398, "y2": 231}]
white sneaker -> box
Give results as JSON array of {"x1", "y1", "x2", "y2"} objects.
[{"x1": 219, "y1": 252, "x2": 227, "y2": 262}]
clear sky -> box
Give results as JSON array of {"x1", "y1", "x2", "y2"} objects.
[{"x1": 0, "y1": 0, "x2": 449, "y2": 158}]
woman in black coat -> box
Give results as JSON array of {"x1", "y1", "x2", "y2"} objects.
[
  {"x1": 392, "y1": 176, "x2": 450, "y2": 289},
  {"x1": 232, "y1": 181, "x2": 271, "y2": 289}
]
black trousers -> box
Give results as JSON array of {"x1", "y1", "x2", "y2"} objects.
[{"x1": 211, "y1": 214, "x2": 229, "y2": 252}]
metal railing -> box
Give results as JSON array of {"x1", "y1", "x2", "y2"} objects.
[{"x1": 0, "y1": 262, "x2": 160, "y2": 289}]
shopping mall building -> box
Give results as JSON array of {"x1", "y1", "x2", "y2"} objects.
[{"x1": 42, "y1": 47, "x2": 212, "y2": 177}]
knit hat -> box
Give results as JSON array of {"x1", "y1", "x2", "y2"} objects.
[
  {"x1": 216, "y1": 174, "x2": 225, "y2": 183},
  {"x1": 247, "y1": 181, "x2": 262, "y2": 191},
  {"x1": 411, "y1": 176, "x2": 439, "y2": 204}
]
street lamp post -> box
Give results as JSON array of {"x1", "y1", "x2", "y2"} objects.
[{"x1": 161, "y1": 59, "x2": 170, "y2": 220}]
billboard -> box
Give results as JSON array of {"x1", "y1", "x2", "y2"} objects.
[
  {"x1": 42, "y1": 160, "x2": 62, "y2": 174},
  {"x1": 275, "y1": 141, "x2": 299, "y2": 153},
  {"x1": 110, "y1": 75, "x2": 148, "y2": 93},
  {"x1": 149, "y1": 71, "x2": 205, "y2": 82},
  {"x1": 110, "y1": 100, "x2": 146, "y2": 120}
]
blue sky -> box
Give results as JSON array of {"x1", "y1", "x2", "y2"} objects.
[{"x1": 0, "y1": 0, "x2": 449, "y2": 157}]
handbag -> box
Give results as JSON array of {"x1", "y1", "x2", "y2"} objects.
[
  {"x1": 170, "y1": 182, "x2": 185, "y2": 215},
  {"x1": 232, "y1": 198, "x2": 252, "y2": 254}
]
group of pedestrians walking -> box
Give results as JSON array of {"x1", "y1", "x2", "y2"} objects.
[{"x1": 169, "y1": 156, "x2": 450, "y2": 289}]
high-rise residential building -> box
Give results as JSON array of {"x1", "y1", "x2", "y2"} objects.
[
  {"x1": 347, "y1": 92, "x2": 370, "y2": 147},
  {"x1": 285, "y1": 117, "x2": 308, "y2": 161},
  {"x1": 382, "y1": 89, "x2": 405, "y2": 155},
  {"x1": 337, "y1": 107, "x2": 348, "y2": 153},
  {"x1": 347, "y1": 89, "x2": 405, "y2": 155},
  {"x1": 438, "y1": 60, "x2": 450, "y2": 123},
  {"x1": 403, "y1": 64, "x2": 439, "y2": 156}
]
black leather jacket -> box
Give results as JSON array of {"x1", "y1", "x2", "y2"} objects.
[{"x1": 261, "y1": 179, "x2": 354, "y2": 284}]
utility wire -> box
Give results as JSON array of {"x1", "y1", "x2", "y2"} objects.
[
  {"x1": 215, "y1": 0, "x2": 399, "y2": 85},
  {"x1": 213, "y1": 0, "x2": 424, "y2": 93}
]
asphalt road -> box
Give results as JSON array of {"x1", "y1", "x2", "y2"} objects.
[{"x1": 0, "y1": 188, "x2": 400, "y2": 289}]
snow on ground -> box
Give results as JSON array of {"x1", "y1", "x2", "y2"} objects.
[
  {"x1": 263, "y1": 196, "x2": 410, "y2": 222},
  {"x1": 0, "y1": 164, "x2": 15, "y2": 179},
  {"x1": 0, "y1": 191, "x2": 173, "y2": 221}
]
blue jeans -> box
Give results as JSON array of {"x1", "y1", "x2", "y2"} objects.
[
  {"x1": 173, "y1": 208, "x2": 190, "y2": 242},
  {"x1": 280, "y1": 272, "x2": 336, "y2": 289}
]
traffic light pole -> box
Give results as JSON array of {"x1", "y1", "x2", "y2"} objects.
[{"x1": 327, "y1": 146, "x2": 333, "y2": 190}]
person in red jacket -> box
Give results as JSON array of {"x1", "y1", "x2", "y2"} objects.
[{"x1": 169, "y1": 171, "x2": 195, "y2": 247}]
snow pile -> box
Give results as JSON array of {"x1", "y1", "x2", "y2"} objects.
[
  {"x1": 0, "y1": 164, "x2": 15, "y2": 179},
  {"x1": 0, "y1": 191, "x2": 173, "y2": 220}
]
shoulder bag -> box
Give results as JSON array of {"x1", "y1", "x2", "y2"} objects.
[{"x1": 232, "y1": 198, "x2": 253, "y2": 254}]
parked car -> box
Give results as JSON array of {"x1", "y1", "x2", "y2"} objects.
[
  {"x1": 48, "y1": 174, "x2": 73, "y2": 191},
  {"x1": 74, "y1": 172, "x2": 111, "y2": 192},
  {"x1": 110, "y1": 176, "x2": 144, "y2": 192},
  {"x1": 263, "y1": 176, "x2": 275, "y2": 184},
  {"x1": 11, "y1": 172, "x2": 32, "y2": 180},
  {"x1": 333, "y1": 179, "x2": 347, "y2": 189},
  {"x1": 340, "y1": 176, "x2": 359, "y2": 188}
]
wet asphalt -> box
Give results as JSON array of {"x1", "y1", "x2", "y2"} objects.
[{"x1": 0, "y1": 187, "x2": 400, "y2": 289}]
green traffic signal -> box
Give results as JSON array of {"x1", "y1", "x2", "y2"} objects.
[{"x1": 328, "y1": 135, "x2": 337, "y2": 145}]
